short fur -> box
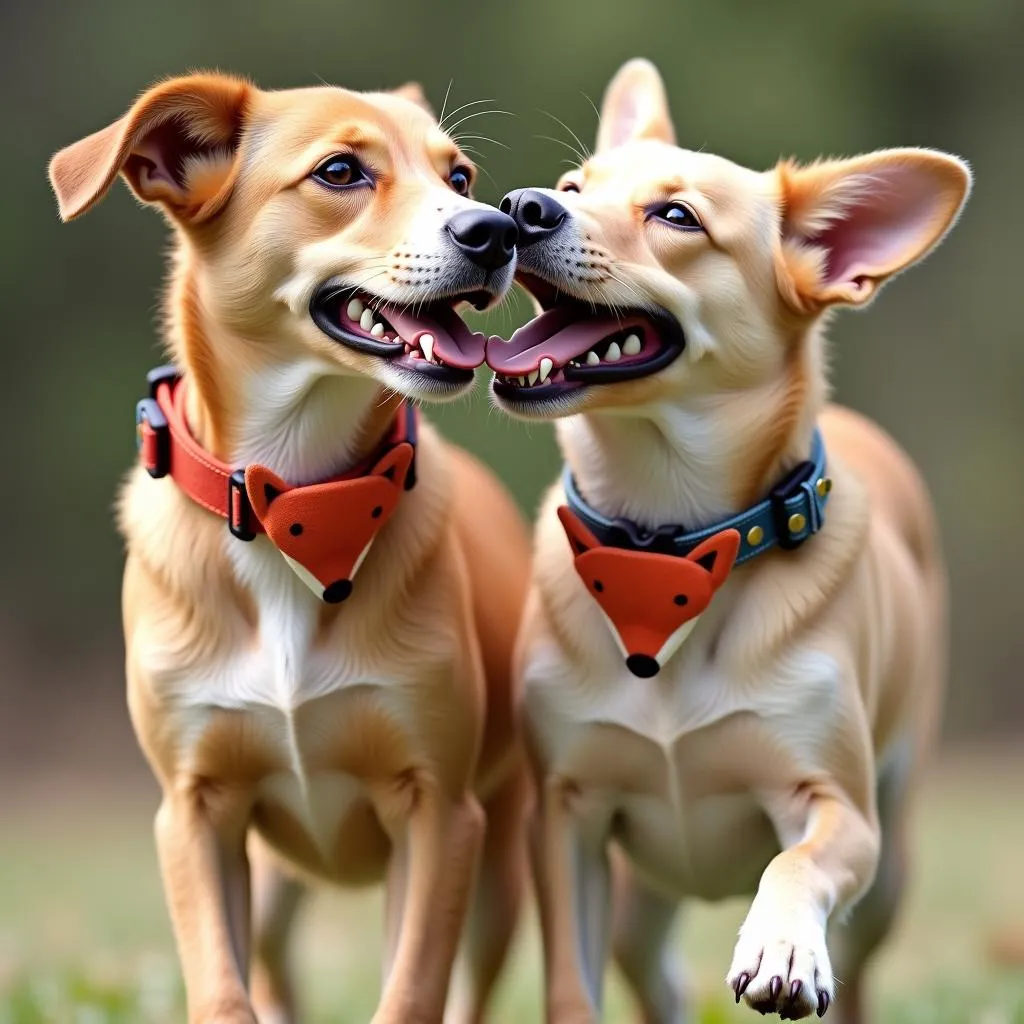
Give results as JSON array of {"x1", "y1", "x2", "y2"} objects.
[
  {"x1": 493, "y1": 59, "x2": 970, "y2": 1023},
  {"x1": 50, "y1": 74, "x2": 530, "y2": 1024}
]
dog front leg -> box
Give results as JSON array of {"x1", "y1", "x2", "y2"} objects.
[
  {"x1": 374, "y1": 778, "x2": 485, "y2": 1024},
  {"x1": 155, "y1": 783, "x2": 255, "y2": 1024},
  {"x1": 726, "y1": 785, "x2": 880, "y2": 1020},
  {"x1": 532, "y1": 777, "x2": 614, "y2": 1024}
]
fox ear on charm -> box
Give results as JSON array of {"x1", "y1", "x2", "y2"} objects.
[
  {"x1": 686, "y1": 529, "x2": 740, "y2": 587},
  {"x1": 245, "y1": 465, "x2": 291, "y2": 521},
  {"x1": 370, "y1": 443, "x2": 414, "y2": 489},
  {"x1": 557, "y1": 506, "x2": 601, "y2": 556}
]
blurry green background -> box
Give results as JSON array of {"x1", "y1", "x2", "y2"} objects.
[{"x1": 1, "y1": 0, "x2": 1022, "y2": 1020}]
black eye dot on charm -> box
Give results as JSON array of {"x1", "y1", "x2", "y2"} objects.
[
  {"x1": 673, "y1": 594, "x2": 688, "y2": 606},
  {"x1": 593, "y1": 580, "x2": 604, "y2": 592},
  {"x1": 289, "y1": 523, "x2": 303, "y2": 536},
  {"x1": 371, "y1": 505, "x2": 383, "y2": 519}
]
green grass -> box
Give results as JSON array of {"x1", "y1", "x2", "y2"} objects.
[{"x1": 3, "y1": 751, "x2": 1023, "y2": 1023}]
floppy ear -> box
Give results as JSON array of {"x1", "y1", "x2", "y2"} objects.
[
  {"x1": 596, "y1": 58, "x2": 675, "y2": 154},
  {"x1": 370, "y1": 443, "x2": 414, "y2": 487},
  {"x1": 557, "y1": 506, "x2": 601, "y2": 556},
  {"x1": 245, "y1": 465, "x2": 290, "y2": 521},
  {"x1": 392, "y1": 81, "x2": 434, "y2": 117},
  {"x1": 686, "y1": 529, "x2": 740, "y2": 588},
  {"x1": 775, "y1": 148, "x2": 972, "y2": 312},
  {"x1": 48, "y1": 72, "x2": 251, "y2": 223}
]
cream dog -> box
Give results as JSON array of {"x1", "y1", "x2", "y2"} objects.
[
  {"x1": 49, "y1": 73, "x2": 530, "y2": 1024},
  {"x1": 486, "y1": 58, "x2": 970, "y2": 1023}
]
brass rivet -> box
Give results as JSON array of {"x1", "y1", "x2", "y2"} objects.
[
  {"x1": 816, "y1": 477, "x2": 832, "y2": 498},
  {"x1": 788, "y1": 512, "x2": 807, "y2": 534},
  {"x1": 746, "y1": 525, "x2": 764, "y2": 546}
]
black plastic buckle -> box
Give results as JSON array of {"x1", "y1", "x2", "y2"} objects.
[
  {"x1": 228, "y1": 470, "x2": 257, "y2": 541},
  {"x1": 147, "y1": 365, "x2": 181, "y2": 400},
  {"x1": 770, "y1": 458, "x2": 815, "y2": 551},
  {"x1": 403, "y1": 408, "x2": 418, "y2": 491},
  {"x1": 607, "y1": 517, "x2": 681, "y2": 555},
  {"x1": 136, "y1": 398, "x2": 170, "y2": 479}
]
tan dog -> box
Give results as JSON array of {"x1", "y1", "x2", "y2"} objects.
[
  {"x1": 486, "y1": 59, "x2": 970, "y2": 1023},
  {"x1": 49, "y1": 73, "x2": 530, "y2": 1024}
]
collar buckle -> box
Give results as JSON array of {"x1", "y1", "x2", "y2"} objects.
[
  {"x1": 769, "y1": 458, "x2": 817, "y2": 551},
  {"x1": 136, "y1": 398, "x2": 170, "y2": 479},
  {"x1": 607, "y1": 518, "x2": 680, "y2": 554},
  {"x1": 228, "y1": 470, "x2": 257, "y2": 542}
]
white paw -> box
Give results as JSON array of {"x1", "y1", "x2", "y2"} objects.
[{"x1": 726, "y1": 900, "x2": 834, "y2": 1019}]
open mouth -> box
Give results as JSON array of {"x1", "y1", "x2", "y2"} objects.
[
  {"x1": 310, "y1": 283, "x2": 493, "y2": 384},
  {"x1": 485, "y1": 273, "x2": 686, "y2": 402}
]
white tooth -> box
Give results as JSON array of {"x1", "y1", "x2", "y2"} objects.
[
  {"x1": 370, "y1": 322, "x2": 385, "y2": 337},
  {"x1": 605, "y1": 341, "x2": 622, "y2": 362},
  {"x1": 528, "y1": 370, "x2": 539, "y2": 386},
  {"x1": 347, "y1": 298, "x2": 364, "y2": 321},
  {"x1": 623, "y1": 333, "x2": 642, "y2": 356},
  {"x1": 539, "y1": 357, "x2": 553, "y2": 383},
  {"x1": 419, "y1": 334, "x2": 435, "y2": 363},
  {"x1": 360, "y1": 309, "x2": 374, "y2": 331},
  {"x1": 586, "y1": 350, "x2": 600, "y2": 366},
  {"x1": 518, "y1": 376, "x2": 527, "y2": 386},
  {"x1": 410, "y1": 350, "x2": 423, "y2": 359}
]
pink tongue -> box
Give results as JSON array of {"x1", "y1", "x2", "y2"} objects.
[
  {"x1": 380, "y1": 303, "x2": 486, "y2": 370},
  {"x1": 485, "y1": 306, "x2": 643, "y2": 375}
]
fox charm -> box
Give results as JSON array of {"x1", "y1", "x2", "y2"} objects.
[{"x1": 557, "y1": 506, "x2": 740, "y2": 677}]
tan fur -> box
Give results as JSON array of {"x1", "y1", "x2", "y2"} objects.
[
  {"x1": 501, "y1": 59, "x2": 970, "y2": 1023},
  {"x1": 51, "y1": 74, "x2": 529, "y2": 1024}
]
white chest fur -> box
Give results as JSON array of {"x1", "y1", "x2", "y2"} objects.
[{"x1": 522, "y1": 625, "x2": 842, "y2": 894}]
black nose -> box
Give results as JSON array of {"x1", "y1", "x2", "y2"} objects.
[
  {"x1": 446, "y1": 209, "x2": 518, "y2": 272},
  {"x1": 625, "y1": 654, "x2": 660, "y2": 678},
  {"x1": 499, "y1": 188, "x2": 567, "y2": 247},
  {"x1": 323, "y1": 579, "x2": 353, "y2": 604}
]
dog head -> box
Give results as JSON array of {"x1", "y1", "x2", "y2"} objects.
[
  {"x1": 486, "y1": 58, "x2": 971, "y2": 440},
  {"x1": 49, "y1": 74, "x2": 518, "y2": 405}
]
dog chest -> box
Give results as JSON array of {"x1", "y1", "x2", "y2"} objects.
[{"x1": 523, "y1": 639, "x2": 843, "y2": 897}]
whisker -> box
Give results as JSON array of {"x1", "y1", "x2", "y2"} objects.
[
  {"x1": 451, "y1": 133, "x2": 511, "y2": 151},
  {"x1": 437, "y1": 79, "x2": 454, "y2": 127},
  {"x1": 444, "y1": 109, "x2": 514, "y2": 135},
  {"x1": 534, "y1": 134, "x2": 587, "y2": 165},
  {"x1": 472, "y1": 163, "x2": 499, "y2": 192},
  {"x1": 538, "y1": 108, "x2": 592, "y2": 164},
  {"x1": 439, "y1": 96, "x2": 496, "y2": 132},
  {"x1": 580, "y1": 90, "x2": 601, "y2": 126}
]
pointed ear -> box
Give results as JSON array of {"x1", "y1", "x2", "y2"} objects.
[
  {"x1": 48, "y1": 72, "x2": 251, "y2": 224},
  {"x1": 774, "y1": 148, "x2": 971, "y2": 313},
  {"x1": 596, "y1": 58, "x2": 675, "y2": 154},
  {"x1": 245, "y1": 465, "x2": 290, "y2": 521},
  {"x1": 392, "y1": 82, "x2": 434, "y2": 117},
  {"x1": 371, "y1": 443, "x2": 414, "y2": 487},
  {"x1": 557, "y1": 506, "x2": 601, "y2": 556},
  {"x1": 687, "y1": 529, "x2": 740, "y2": 588}
]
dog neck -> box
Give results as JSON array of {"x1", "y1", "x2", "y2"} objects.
[
  {"x1": 167, "y1": 263, "x2": 397, "y2": 485},
  {"x1": 557, "y1": 382, "x2": 821, "y2": 533}
]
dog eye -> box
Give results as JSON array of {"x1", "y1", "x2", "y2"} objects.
[
  {"x1": 559, "y1": 182, "x2": 580, "y2": 194},
  {"x1": 449, "y1": 167, "x2": 472, "y2": 196},
  {"x1": 312, "y1": 155, "x2": 369, "y2": 190},
  {"x1": 652, "y1": 202, "x2": 702, "y2": 231}
]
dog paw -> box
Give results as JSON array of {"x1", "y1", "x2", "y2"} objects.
[{"x1": 726, "y1": 903, "x2": 834, "y2": 1018}]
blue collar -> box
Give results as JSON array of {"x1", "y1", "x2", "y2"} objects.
[{"x1": 562, "y1": 429, "x2": 831, "y2": 566}]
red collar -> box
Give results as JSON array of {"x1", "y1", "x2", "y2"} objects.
[{"x1": 135, "y1": 366, "x2": 417, "y2": 603}]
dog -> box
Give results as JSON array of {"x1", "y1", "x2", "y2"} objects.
[
  {"x1": 49, "y1": 73, "x2": 531, "y2": 1024},
  {"x1": 486, "y1": 58, "x2": 971, "y2": 1023}
]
